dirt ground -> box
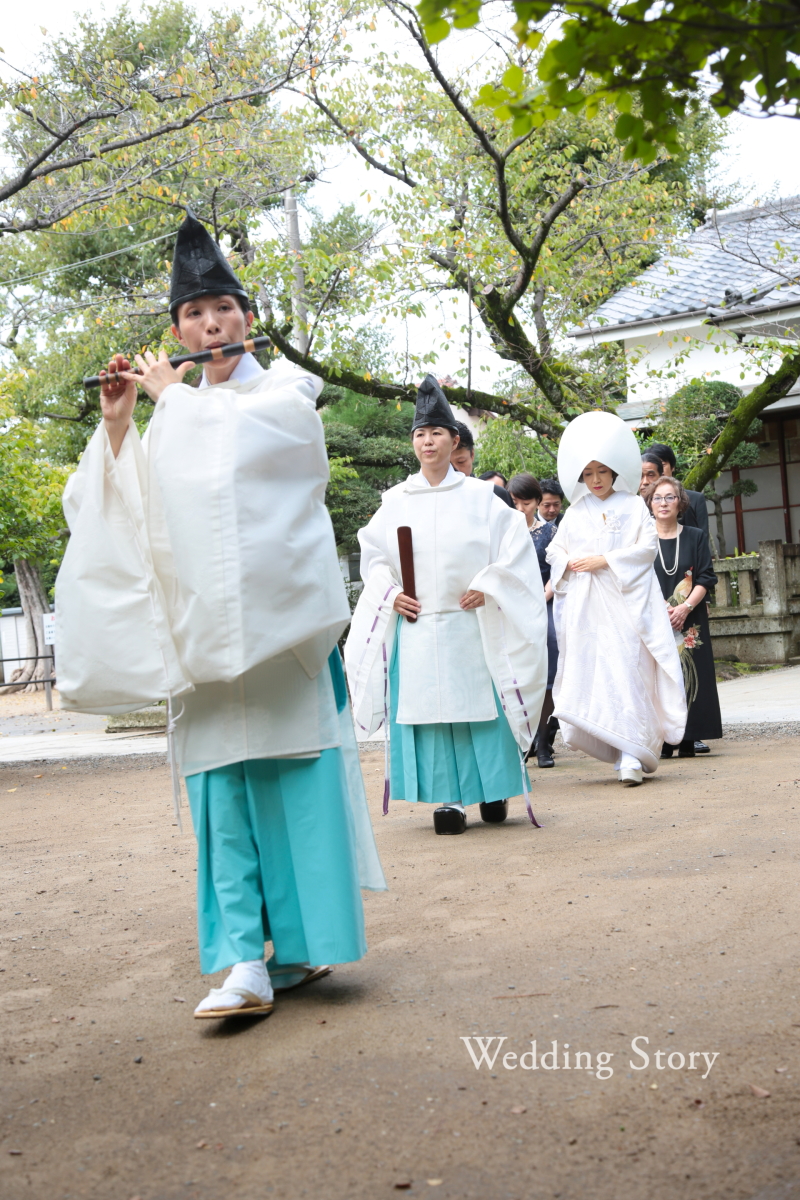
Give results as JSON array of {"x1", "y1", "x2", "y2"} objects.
[{"x1": 1, "y1": 728, "x2": 799, "y2": 1200}]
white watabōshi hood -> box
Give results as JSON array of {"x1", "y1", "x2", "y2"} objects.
[{"x1": 557, "y1": 410, "x2": 643, "y2": 503}]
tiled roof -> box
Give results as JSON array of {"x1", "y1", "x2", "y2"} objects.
[{"x1": 570, "y1": 198, "x2": 800, "y2": 335}]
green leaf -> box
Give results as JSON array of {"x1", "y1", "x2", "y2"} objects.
[
  {"x1": 502, "y1": 64, "x2": 524, "y2": 94},
  {"x1": 423, "y1": 17, "x2": 451, "y2": 44}
]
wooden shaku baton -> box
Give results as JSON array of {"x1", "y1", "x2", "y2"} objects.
[
  {"x1": 82, "y1": 335, "x2": 273, "y2": 390},
  {"x1": 397, "y1": 526, "x2": 417, "y2": 623}
]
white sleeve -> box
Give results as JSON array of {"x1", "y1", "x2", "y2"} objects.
[
  {"x1": 545, "y1": 511, "x2": 572, "y2": 590},
  {"x1": 343, "y1": 506, "x2": 401, "y2": 737},
  {"x1": 55, "y1": 421, "x2": 189, "y2": 713},
  {"x1": 470, "y1": 505, "x2": 548, "y2": 752},
  {"x1": 603, "y1": 504, "x2": 658, "y2": 590}
]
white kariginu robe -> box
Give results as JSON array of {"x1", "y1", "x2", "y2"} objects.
[{"x1": 345, "y1": 466, "x2": 548, "y2": 753}]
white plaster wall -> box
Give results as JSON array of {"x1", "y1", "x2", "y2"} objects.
[{"x1": 623, "y1": 323, "x2": 783, "y2": 402}]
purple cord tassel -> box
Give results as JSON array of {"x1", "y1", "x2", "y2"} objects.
[
  {"x1": 382, "y1": 641, "x2": 390, "y2": 816},
  {"x1": 520, "y1": 752, "x2": 541, "y2": 828}
]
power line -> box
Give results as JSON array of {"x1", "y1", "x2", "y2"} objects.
[{"x1": 0, "y1": 231, "x2": 175, "y2": 289}]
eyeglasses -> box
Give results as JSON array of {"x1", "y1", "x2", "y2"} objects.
[{"x1": 653, "y1": 494, "x2": 678, "y2": 505}]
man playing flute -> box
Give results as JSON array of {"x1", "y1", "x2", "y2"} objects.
[{"x1": 56, "y1": 210, "x2": 385, "y2": 1019}]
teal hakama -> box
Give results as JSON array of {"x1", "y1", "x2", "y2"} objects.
[
  {"x1": 388, "y1": 629, "x2": 528, "y2": 807},
  {"x1": 186, "y1": 750, "x2": 366, "y2": 975},
  {"x1": 185, "y1": 653, "x2": 367, "y2": 976}
]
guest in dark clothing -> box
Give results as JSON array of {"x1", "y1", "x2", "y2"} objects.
[
  {"x1": 647, "y1": 441, "x2": 710, "y2": 538},
  {"x1": 640, "y1": 451, "x2": 665, "y2": 494},
  {"x1": 452, "y1": 429, "x2": 514, "y2": 505},
  {"x1": 644, "y1": 476, "x2": 722, "y2": 758},
  {"x1": 451, "y1": 421, "x2": 476, "y2": 477},
  {"x1": 493, "y1": 485, "x2": 516, "y2": 508},
  {"x1": 538, "y1": 478, "x2": 565, "y2": 527},
  {"x1": 479, "y1": 469, "x2": 508, "y2": 487},
  {"x1": 508, "y1": 472, "x2": 559, "y2": 768},
  {"x1": 645, "y1": 442, "x2": 713, "y2": 755}
]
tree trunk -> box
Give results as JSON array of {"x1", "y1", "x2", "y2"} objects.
[
  {"x1": 684, "y1": 349, "x2": 800, "y2": 492},
  {"x1": 284, "y1": 188, "x2": 309, "y2": 354},
  {"x1": 707, "y1": 491, "x2": 727, "y2": 558},
  {"x1": 8, "y1": 559, "x2": 50, "y2": 693}
]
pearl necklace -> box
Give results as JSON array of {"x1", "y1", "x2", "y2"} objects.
[{"x1": 657, "y1": 526, "x2": 681, "y2": 576}]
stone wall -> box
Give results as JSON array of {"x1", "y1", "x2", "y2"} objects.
[{"x1": 708, "y1": 540, "x2": 800, "y2": 664}]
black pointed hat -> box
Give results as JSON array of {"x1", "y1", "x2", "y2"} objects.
[
  {"x1": 169, "y1": 209, "x2": 249, "y2": 318},
  {"x1": 411, "y1": 374, "x2": 459, "y2": 433}
]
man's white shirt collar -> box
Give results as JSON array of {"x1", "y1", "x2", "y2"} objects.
[{"x1": 199, "y1": 351, "x2": 264, "y2": 390}]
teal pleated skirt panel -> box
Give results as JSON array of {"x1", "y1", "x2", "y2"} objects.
[
  {"x1": 388, "y1": 628, "x2": 527, "y2": 807},
  {"x1": 185, "y1": 750, "x2": 367, "y2": 976}
]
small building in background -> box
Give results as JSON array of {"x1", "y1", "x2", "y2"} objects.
[{"x1": 568, "y1": 199, "x2": 800, "y2": 554}]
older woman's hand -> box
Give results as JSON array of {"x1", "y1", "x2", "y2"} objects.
[{"x1": 667, "y1": 602, "x2": 690, "y2": 630}]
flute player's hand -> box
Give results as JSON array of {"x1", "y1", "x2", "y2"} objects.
[
  {"x1": 393, "y1": 592, "x2": 421, "y2": 618},
  {"x1": 119, "y1": 348, "x2": 195, "y2": 404},
  {"x1": 100, "y1": 354, "x2": 139, "y2": 458}
]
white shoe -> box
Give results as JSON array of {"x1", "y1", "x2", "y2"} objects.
[
  {"x1": 619, "y1": 766, "x2": 643, "y2": 786},
  {"x1": 194, "y1": 959, "x2": 274, "y2": 1019}
]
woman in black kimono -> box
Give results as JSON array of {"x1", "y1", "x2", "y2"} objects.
[
  {"x1": 645, "y1": 476, "x2": 722, "y2": 757},
  {"x1": 508, "y1": 473, "x2": 559, "y2": 768}
]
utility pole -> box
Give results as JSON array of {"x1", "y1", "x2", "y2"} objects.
[{"x1": 284, "y1": 188, "x2": 309, "y2": 354}]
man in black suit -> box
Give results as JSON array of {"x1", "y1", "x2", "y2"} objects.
[{"x1": 538, "y1": 478, "x2": 565, "y2": 527}]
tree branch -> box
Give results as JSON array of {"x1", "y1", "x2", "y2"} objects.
[
  {"x1": 684, "y1": 348, "x2": 800, "y2": 491},
  {"x1": 261, "y1": 320, "x2": 560, "y2": 436},
  {"x1": 306, "y1": 267, "x2": 343, "y2": 354},
  {"x1": 302, "y1": 86, "x2": 419, "y2": 188},
  {"x1": 532, "y1": 285, "x2": 552, "y2": 360},
  {"x1": 0, "y1": 73, "x2": 301, "y2": 208}
]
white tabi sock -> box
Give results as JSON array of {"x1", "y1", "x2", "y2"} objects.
[
  {"x1": 617, "y1": 752, "x2": 642, "y2": 773},
  {"x1": 194, "y1": 959, "x2": 273, "y2": 1014}
]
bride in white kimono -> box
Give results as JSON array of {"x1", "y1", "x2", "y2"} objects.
[
  {"x1": 345, "y1": 376, "x2": 548, "y2": 834},
  {"x1": 545, "y1": 411, "x2": 686, "y2": 785}
]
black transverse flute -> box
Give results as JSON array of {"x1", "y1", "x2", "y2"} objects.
[{"x1": 82, "y1": 334, "x2": 273, "y2": 389}]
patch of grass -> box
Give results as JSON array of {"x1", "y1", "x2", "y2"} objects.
[{"x1": 714, "y1": 660, "x2": 786, "y2": 682}]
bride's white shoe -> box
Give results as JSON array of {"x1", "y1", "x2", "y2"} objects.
[{"x1": 617, "y1": 752, "x2": 643, "y2": 787}]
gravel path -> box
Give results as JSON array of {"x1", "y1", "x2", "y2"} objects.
[{"x1": 1, "y1": 737, "x2": 799, "y2": 1200}]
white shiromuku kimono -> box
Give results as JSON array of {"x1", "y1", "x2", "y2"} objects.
[
  {"x1": 345, "y1": 466, "x2": 548, "y2": 755},
  {"x1": 55, "y1": 353, "x2": 385, "y2": 894},
  {"x1": 546, "y1": 490, "x2": 687, "y2": 773}
]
